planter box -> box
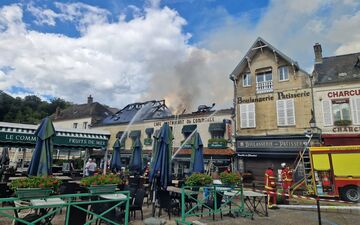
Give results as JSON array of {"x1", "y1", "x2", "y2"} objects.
[
  {"x1": 88, "y1": 184, "x2": 117, "y2": 194},
  {"x1": 16, "y1": 188, "x2": 52, "y2": 199},
  {"x1": 144, "y1": 138, "x2": 153, "y2": 146},
  {"x1": 208, "y1": 142, "x2": 227, "y2": 149}
]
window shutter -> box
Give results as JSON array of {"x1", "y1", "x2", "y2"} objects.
[
  {"x1": 277, "y1": 100, "x2": 286, "y2": 126},
  {"x1": 322, "y1": 100, "x2": 333, "y2": 126},
  {"x1": 248, "y1": 103, "x2": 256, "y2": 128},
  {"x1": 350, "y1": 98, "x2": 360, "y2": 125},
  {"x1": 286, "y1": 99, "x2": 295, "y2": 125},
  {"x1": 240, "y1": 104, "x2": 248, "y2": 128}
]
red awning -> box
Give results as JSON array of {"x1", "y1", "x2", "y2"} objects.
[{"x1": 322, "y1": 134, "x2": 360, "y2": 146}]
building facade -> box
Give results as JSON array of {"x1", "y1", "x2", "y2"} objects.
[
  {"x1": 312, "y1": 44, "x2": 360, "y2": 145},
  {"x1": 229, "y1": 37, "x2": 315, "y2": 181},
  {"x1": 53, "y1": 95, "x2": 114, "y2": 130},
  {"x1": 94, "y1": 101, "x2": 234, "y2": 177}
]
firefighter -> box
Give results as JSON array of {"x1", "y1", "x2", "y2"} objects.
[
  {"x1": 280, "y1": 163, "x2": 293, "y2": 198},
  {"x1": 265, "y1": 165, "x2": 277, "y2": 209}
]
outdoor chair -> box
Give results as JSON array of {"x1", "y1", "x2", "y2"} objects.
[
  {"x1": 185, "y1": 187, "x2": 199, "y2": 210},
  {"x1": 129, "y1": 188, "x2": 146, "y2": 220},
  {"x1": 201, "y1": 192, "x2": 223, "y2": 220},
  {"x1": 157, "y1": 190, "x2": 180, "y2": 219}
]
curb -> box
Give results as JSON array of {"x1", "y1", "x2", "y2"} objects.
[{"x1": 278, "y1": 205, "x2": 360, "y2": 215}]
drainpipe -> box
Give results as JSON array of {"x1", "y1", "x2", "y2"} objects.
[{"x1": 230, "y1": 74, "x2": 238, "y2": 171}]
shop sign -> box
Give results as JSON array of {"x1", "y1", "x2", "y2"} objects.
[
  {"x1": 144, "y1": 138, "x2": 153, "y2": 146},
  {"x1": 208, "y1": 142, "x2": 227, "y2": 149},
  {"x1": 327, "y1": 89, "x2": 360, "y2": 98},
  {"x1": 237, "y1": 90, "x2": 310, "y2": 104},
  {"x1": 237, "y1": 154, "x2": 257, "y2": 157},
  {"x1": 332, "y1": 126, "x2": 360, "y2": 133},
  {"x1": 236, "y1": 140, "x2": 304, "y2": 150},
  {"x1": 0, "y1": 131, "x2": 108, "y2": 148},
  {"x1": 154, "y1": 116, "x2": 216, "y2": 127}
]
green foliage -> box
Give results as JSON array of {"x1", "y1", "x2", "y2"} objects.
[
  {"x1": 208, "y1": 138, "x2": 227, "y2": 144},
  {"x1": 0, "y1": 92, "x2": 71, "y2": 124},
  {"x1": 185, "y1": 173, "x2": 213, "y2": 186},
  {"x1": 80, "y1": 174, "x2": 123, "y2": 187},
  {"x1": 10, "y1": 176, "x2": 62, "y2": 191},
  {"x1": 220, "y1": 172, "x2": 241, "y2": 186},
  {"x1": 334, "y1": 120, "x2": 352, "y2": 126}
]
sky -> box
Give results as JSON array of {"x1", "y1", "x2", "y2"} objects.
[{"x1": 0, "y1": 0, "x2": 359, "y2": 113}]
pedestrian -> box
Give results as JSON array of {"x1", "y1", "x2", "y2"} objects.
[
  {"x1": 280, "y1": 162, "x2": 293, "y2": 198},
  {"x1": 265, "y1": 164, "x2": 278, "y2": 209},
  {"x1": 85, "y1": 158, "x2": 97, "y2": 176}
]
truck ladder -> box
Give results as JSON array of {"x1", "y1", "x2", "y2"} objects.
[{"x1": 291, "y1": 133, "x2": 314, "y2": 194}]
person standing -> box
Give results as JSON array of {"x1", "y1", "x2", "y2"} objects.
[
  {"x1": 85, "y1": 159, "x2": 97, "y2": 176},
  {"x1": 280, "y1": 163, "x2": 293, "y2": 198},
  {"x1": 265, "y1": 165, "x2": 277, "y2": 209}
]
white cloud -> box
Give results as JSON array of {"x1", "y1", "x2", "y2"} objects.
[
  {"x1": 27, "y1": 3, "x2": 58, "y2": 26},
  {"x1": 1, "y1": 0, "x2": 359, "y2": 114}
]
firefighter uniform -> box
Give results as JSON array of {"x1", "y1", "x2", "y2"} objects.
[
  {"x1": 265, "y1": 168, "x2": 277, "y2": 208},
  {"x1": 281, "y1": 166, "x2": 293, "y2": 192}
]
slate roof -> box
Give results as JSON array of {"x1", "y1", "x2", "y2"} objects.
[
  {"x1": 230, "y1": 37, "x2": 303, "y2": 80},
  {"x1": 52, "y1": 102, "x2": 114, "y2": 123},
  {"x1": 314, "y1": 52, "x2": 360, "y2": 85},
  {"x1": 98, "y1": 100, "x2": 172, "y2": 126}
]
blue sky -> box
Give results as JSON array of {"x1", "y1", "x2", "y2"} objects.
[{"x1": 0, "y1": 0, "x2": 359, "y2": 111}]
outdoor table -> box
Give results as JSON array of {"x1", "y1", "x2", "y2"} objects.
[
  {"x1": 30, "y1": 198, "x2": 65, "y2": 224},
  {"x1": 223, "y1": 190, "x2": 243, "y2": 218},
  {"x1": 166, "y1": 186, "x2": 197, "y2": 195},
  {"x1": 9, "y1": 176, "x2": 26, "y2": 181},
  {"x1": 55, "y1": 176, "x2": 72, "y2": 181},
  {"x1": 243, "y1": 190, "x2": 268, "y2": 217}
]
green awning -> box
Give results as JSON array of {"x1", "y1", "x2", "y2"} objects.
[
  {"x1": 145, "y1": 128, "x2": 154, "y2": 136},
  {"x1": 181, "y1": 125, "x2": 197, "y2": 134},
  {"x1": 116, "y1": 131, "x2": 127, "y2": 139},
  {"x1": 129, "y1": 130, "x2": 141, "y2": 138},
  {"x1": 209, "y1": 123, "x2": 225, "y2": 132},
  {"x1": 0, "y1": 122, "x2": 110, "y2": 149}
]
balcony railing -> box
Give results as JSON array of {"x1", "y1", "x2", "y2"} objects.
[{"x1": 256, "y1": 81, "x2": 273, "y2": 93}]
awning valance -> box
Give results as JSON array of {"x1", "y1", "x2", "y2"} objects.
[
  {"x1": 208, "y1": 123, "x2": 225, "y2": 132},
  {"x1": 0, "y1": 122, "x2": 110, "y2": 149},
  {"x1": 181, "y1": 125, "x2": 197, "y2": 134}
]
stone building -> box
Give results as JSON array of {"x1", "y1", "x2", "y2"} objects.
[
  {"x1": 312, "y1": 43, "x2": 360, "y2": 145},
  {"x1": 94, "y1": 101, "x2": 234, "y2": 177},
  {"x1": 52, "y1": 95, "x2": 115, "y2": 130},
  {"x1": 229, "y1": 37, "x2": 315, "y2": 181}
]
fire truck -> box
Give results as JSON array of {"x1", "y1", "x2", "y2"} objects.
[{"x1": 309, "y1": 145, "x2": 360, "y2": 202}]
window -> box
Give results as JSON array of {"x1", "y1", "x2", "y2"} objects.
[
  {"x1": 278, "y1": 66, "x2": 289, "y2": 81},
  {"x1": 256, "y1": 68, "x2": 273, "y2": 93},
  {"x1": 73, "y1": 123, "x2": 78, "y2": 129},
  {"x1": 276, "y1": 99, "x2": 295, "y2": 126},
  {"x1": 322, "y1": 98, "x2": 360, "y2": 126},
  {"x1": 240, "y1": 103, "x2": 256, "y2": 128},
  {"x1": 243, "y1": 73, "x2": 251, "y2": 87},
  {"x1": 256, "y1": 69, "x2": 272, "y2": 83},
  {"x1": 83, "y1": 122, "x2": 88, "y2": 129}
]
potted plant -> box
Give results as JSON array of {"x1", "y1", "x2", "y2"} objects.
[
  {"x1": 10, "y1": 176, "x2": 62, "y2": 199},
  {"x1": 80, "y1": 174, "x2": 122, "y2": 194},
  {"x1": 185, "y1": 173, "x2": 213, "y2": 187},
  {"x1": 220, "y1": 172, "x2": 241, "y2": 186}
]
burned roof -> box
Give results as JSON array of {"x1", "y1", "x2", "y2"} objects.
[
  {"x1": 314, "y1": 52, "x2": 360, "y2": 85},
  {"x1": 98, "y1": 100, "x2": 172, "y2": 125}
]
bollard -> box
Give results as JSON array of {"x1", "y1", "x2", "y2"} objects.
[{"x1": 316, "y1": 198, "x2": 322, "y2": 225}]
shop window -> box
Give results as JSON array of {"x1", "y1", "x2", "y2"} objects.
[
  {"x1": 243, "y1": 73, "x2": 252, "y2": 87},
  {"x1": 278, "y1": 66, "x2": 289, "y2": 81},
  {"x1": 322, "y1": 98, "x2": 360, "y2": 126},
  {"x1": 276, "y1": 99, "x2": 295, "y2": 126},
  {"x1": 240, "y1": 103, "x2": 256, "y2": 128}
]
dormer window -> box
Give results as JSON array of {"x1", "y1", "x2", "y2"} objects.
[
  {"x1": 243, "y1": 73, "x2": 252, "y2": 87},
  {"x1": 278, "y1": 66, "x2": 289, "y2": 81}
]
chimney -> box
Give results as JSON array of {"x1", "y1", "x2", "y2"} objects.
[
  {"x1": 87, "y1": 95, "x2": 93, "y2": 104},
  {"x1": 55, "y1": 106, "x2": 61, "y2": 118},
  {"x1": 314, "y1": 43, "x2": 323, "y2": 64}
]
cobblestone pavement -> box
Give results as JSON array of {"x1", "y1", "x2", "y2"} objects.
[{"x1": 1, "y1": 205, "x2": 359, "y2": 225}]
